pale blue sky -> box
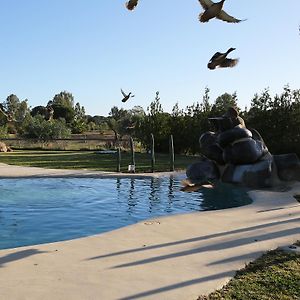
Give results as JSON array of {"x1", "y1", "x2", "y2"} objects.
[{"x1": 0, "y1": 1, "x2": 299, "y2": 116}]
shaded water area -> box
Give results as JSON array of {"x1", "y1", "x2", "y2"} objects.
[{"x1": 0, "y1": 177, "x2": 252, "y2": 250}]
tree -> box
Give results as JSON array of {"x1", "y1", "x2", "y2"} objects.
[
  {"x1": 71, "y1": 102, "x2": 87, "y2": 133},
  {"x1": 49, "y1": 91, "x2": 74, "y2": 109},
  {"x1": 244, "y1": 85, "x2": 300, "y2": 155},
  {"x1": 210, "y1": 92, "x2": 239, "y2": 117},
  {"x1": 48, "y1": 91, "x2": 76, "y2": 123},
  {"x1": 23, "y1": 115, "x2": 71, "y2": 140},
  {"x1": 136, "y1": 91, "x2": 171, "y2": 152}
]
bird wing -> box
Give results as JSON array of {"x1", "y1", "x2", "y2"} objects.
[
  {"x1": 198, "y1": 0, "x2": 214, "y2": 10},
  {"x1": 219, "y1": 58, "x2": 239, "y2": 68},
  {"x1": 209, "y1": 52, "x2": 222, "y2": 62},
  {"x1": 120, "y1": 88, "x2": 127, "y2": 97},
  {"x1": 216, "y1": 10, "x2": 244, "y2": 23},
  {"x1": 125, "y1": 0, "x2": 138, "y2": 11}
]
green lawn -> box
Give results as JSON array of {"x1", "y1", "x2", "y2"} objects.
[
  {"x1": 0, "y1": 150, "x2": 200, "y2": 173},
  {"x1": 198, "y1": 243, "x2": 300, "y2": 300}
]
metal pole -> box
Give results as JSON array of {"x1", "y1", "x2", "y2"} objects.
[
  {"x1": 130, "y1": 136, "x2": 135, "y2": 173},
  {"x1": 117, "y1": 147, "x2": 121, "y2": 172},
  {"x1": 151, "y1": 133, "x2": 155, "y2": 173},
  {"x1": 169, "y1": 134, "x2": 174, "y2": 171}
]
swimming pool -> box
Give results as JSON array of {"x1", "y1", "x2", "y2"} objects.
[{"x1": 0, "y1": 176, "x2": 252, "y2": 249}]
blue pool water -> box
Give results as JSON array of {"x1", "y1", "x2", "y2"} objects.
[{"x1": 0, "y1": 177, "x2": 252, "y2": 250}]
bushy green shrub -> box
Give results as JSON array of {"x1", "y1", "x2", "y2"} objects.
[{"x1": 22, "y1": 115, "x2": 71, "y2": 140}]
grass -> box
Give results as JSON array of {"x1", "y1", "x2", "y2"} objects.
[
  {"x1": 198, "y1": 242, "x2": 300, "y2": 300},
  {"x1": 0, "y1": 150, "x2": 200, "y2": 173}
]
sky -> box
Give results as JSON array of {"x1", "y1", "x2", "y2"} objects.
[{"x1": 0, "y1": 0, "x2": 299, "y2": 116}]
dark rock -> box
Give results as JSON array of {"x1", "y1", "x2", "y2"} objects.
[
  {"x1": 199, "y1": 131, "x2": 217, "y2": 148},
  {"x1": 201, "y1": 144, "x2": 225, "y2": 165},
  {"x1": 186, "y1": 159, "x2": 220, "y2": 182},
  {"x1": 273, "y1": 153, "x2": 300, "y2": 181},
  {"x1": 223, "y1": 138, "x2": 268, "y2": 165},
  {"x1": 199, "y1": 132, "x2": 224, "y2": 165},
  {"x1": 217, "y1": 127, "x2": 252, "y2": 148},
  {"x1": 222, "y1": 155, "x2": 274, "y2": 188}
]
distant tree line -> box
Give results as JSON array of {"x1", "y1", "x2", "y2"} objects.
[{"x1": 0, "y1": 86, "x2": 299, "y2": 156}]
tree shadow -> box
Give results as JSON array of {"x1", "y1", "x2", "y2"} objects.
[
  {"x1": 87, "y1": 217, "x2": 300, "y2": 261},
  {"x1": 207, "y1": 250, "x2": 265, "y2": 266},
  {"x1": 0, "y1": 249, "x2": 48, "y2": 268},
  {"x1": 111, "y1": 227, "x2": 300, "y2": 269},
  {"x1": 117, "y1": 270, "x2": 235, "y2": 300}
]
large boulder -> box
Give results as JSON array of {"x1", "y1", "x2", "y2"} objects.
[
  {"x1": 222, "y1": 153, "x2": 275, "y2": 188},
  {"x1": 217, "y1": 127, "x2": 252, "y2": 148},
  {"x1": 223, "y1": 138, "x2": 269, "y2": 165},
  {"x1": 199, "y1": 132, "x2": 224, "y2": 165},
  {"x1": 186, "y1": 159, "x2": 220, "y2": 182}
]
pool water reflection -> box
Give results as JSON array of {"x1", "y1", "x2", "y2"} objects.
[{"x1": 0, "y1": 177, "x2": 252, "y2": 249}]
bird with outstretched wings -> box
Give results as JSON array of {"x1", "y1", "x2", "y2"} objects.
[
  {"x1": 198, "y1": 0, "x2": 245, "y2": 23},
  {"x1": 121, "y1": 89, "x2": 135, "y2": 103},
  {"x1": 207, "y1": 47, "x2": 239, "y2": 70}
]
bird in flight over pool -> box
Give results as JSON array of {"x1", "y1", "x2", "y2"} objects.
[
  {"x1": 207, "y1": 47, "x2": 239, "y2": 70},
  {"x1": 198, "y1": 0, "x2": 245, "y2": 23},
  {"x1": 125, "y1": 0, "x2": 139, "y2": 11},
  {"x1": 121, "y1": 89, "x2": 135, "y2": 102}
]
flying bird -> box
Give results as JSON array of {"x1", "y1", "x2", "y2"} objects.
[
  {"x1": 207, "y1": 47, "x2": 239, "y2": 70},
  {"x1": 121, "y1": 89, "x2": 135, "y2": 103},
  {"x1": 198, "y1": 0, "x2": 245, "y2": 23},
  {"x1": 125, "y1": 0, "x2": 139, "y2": 11}
]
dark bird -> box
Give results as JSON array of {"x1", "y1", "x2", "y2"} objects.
[
  {"x1": 207, "y1": 47, "x2": 239, "y2": 70},
  {"x1": 125, "y1": 0, "x2": 139, "y2": 11},
  {"x1": 198, "y1": 0, "x2": 245, "y2": 23},
  {"x1": 121, "y1": 89, "x2": 135, "y2": 103}
]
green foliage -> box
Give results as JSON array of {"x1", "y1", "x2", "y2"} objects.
[
  {"x1": 136, "y1": 92, "x2": 171, "y2": 152},
  {"x1": 31, "y1": 105, "x2": 48, "y2": 117},
  {"x1": 210, "y1": 92, "x2": 238, "y2": 116},
  {"x1": 244, "y1": 85, "x2": 300, "y2": 155},
  {"x1": 199, "y1": 249, "x2": 300, "y2": 300},
  {"x1": 106, "y1": 105, "x2": 146, "y2": 138},
  {"x1": 0, "y1": 125, "x2": 8, "y2": 138},
  {"x1": 23, "y1": 115, "x2": 71, "y2": 140},
  {"x1": 49, "y1": 91, "x2": 74, "y2": 109},
  {"x1": 71, "y1": 102, "x2": 87, "y2": 133},
  {"x1": 51, "y1": 103, "x2": 75, "y2": 123}
]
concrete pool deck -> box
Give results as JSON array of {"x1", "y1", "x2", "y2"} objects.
[{"x1": 0, "y1": 163, "x2": 299, "y2": 300}]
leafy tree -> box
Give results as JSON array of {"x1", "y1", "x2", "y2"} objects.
[
  {"x1": 210, "y1": 92, "x2": 239, "y2": 116},
  {"x1": 49, "y1": 91, "x2": 74, "y2": 109},
  {"x1": 47, "y1": 91, "x2": 76, "y2": 123},
  {"x1": 136, "y1": 91, "x2": 171, "y2": 152},
  {"x1": 71, "y1": 102, "x2": 87, "y2": 133},
  {"x1": 245, "y1": 85, "x2": 300, "y2": 155},
  {"x1": 23, "y1": 115, "x2": 71, "y2": 140}
]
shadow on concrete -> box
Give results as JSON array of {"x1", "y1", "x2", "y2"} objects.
[
  {"x1": 87, "y1": 217, "x2": 300, "y2": 261},
  {"x1": 207, "y1": 250, "x2": 265, "y2": 266},
  {"x1": 257, "y1": 204, "x2": 299, "y2": 213},
  {"x1": 117, "y1": 270, "x2": 235, "y2": 300},
  {"x1": 0, "y1": 249, "x2": 47, "y2": 268},
  {"x1": 111, "y1": 226, "x2": 300, "y2": 269}
]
